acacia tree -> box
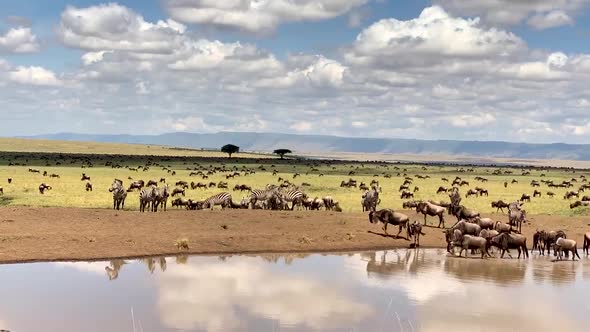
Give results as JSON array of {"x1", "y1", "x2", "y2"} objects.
[
  {"x1": 221, "y1": 144, "x2": 239, "y2": 158},
  {"x1": 273, "y1": 149, "x2": 292, "y2": 159}
]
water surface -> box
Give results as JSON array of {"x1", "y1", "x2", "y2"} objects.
[{"x1": 0, "y1": 250, "x2": 589, "y2": 332}]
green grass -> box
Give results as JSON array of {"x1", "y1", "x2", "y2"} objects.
[{"x1": 0, "y1": 142, "x2": 588, "y2": 216}]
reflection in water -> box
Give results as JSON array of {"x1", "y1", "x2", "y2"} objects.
[{"x1": 0, "y1": 250, "x2": 589, "y2": 332}]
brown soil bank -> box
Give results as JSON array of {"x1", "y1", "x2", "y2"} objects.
[{"x1": 0, "y1": 207, "x2": 589, "y2": 264}]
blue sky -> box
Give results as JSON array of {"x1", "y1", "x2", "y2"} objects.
[{"x1": 1, "y1": 0, "x2": 590, "y2": 143}]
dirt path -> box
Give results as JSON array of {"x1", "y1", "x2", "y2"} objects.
[{"x1": 0, "y1": 207, "x2": 588, "y2": 263}]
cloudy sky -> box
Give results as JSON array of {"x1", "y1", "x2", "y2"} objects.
[{"x1": 2, "y1": 0, "x2": 590, "y2": 143}]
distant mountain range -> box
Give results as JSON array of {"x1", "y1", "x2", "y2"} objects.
[{"x1": 21, "y1": 131, "x2": 590, "y2": 160}]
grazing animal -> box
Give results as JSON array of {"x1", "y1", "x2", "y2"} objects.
[
  {"x1": 368, "y1": 209, "x2": 409, "y2": 238},
  {"x1": 85, "y1": 181, "x2": 93, "y2": 191},
  {"x1": 402, "y1": 200, "x2": 419, "y2": 209},
  {"x1": 564, "y1": 191, "x2": 579, "y2": 200},
  {"x1": 280, "y1": 189, "x2": 306, "y2": 210},
  {"x1": 128, "y1": 180, "x2": 145, "y2": 191},
  {"x1": 171, "y1": 188, "x2": 185, "y2": 197},
  {"x1": 408, "y1": 221, "x2": 425, "y2": 247},
  {"x1": 109, "y1": 179, "x2": 126, "y2": 210},
  {"x1": 494, "y1": 221, "x2": 512, "y2": 234},
  {"x1": 547, "y1": 191, "x2": 555, "y2": 197},
  {"x1": 519, "y1": 194, "x2": 531, "y2": 202},
  {"x1": 416, "y1": 201, "x2": 445, "y2": 228},
  {"x1": 38, "y1": 183, "x2": 52, "y2": 194},
  {"x1": 508, "y1": 203, "x2": 526, "y2": 233},
  {"x1": 583, "y1": 232, "x2": 590, "y2": 255},
  {"x1": 322, "y1": 196, "x2": 335, "y2": 210},
  {"x1": 0, "y1": 186, "x2": 3, "y2": 195},
  {"x1": 554, "y1": 237, "x2": 581, "y2": 261},
  {"x1": 533, "y1": 190, "x2": 541, "y2": 198},
  {"x1": 81, "y1": 173, "x2": 90, "y2": 181},
  {"x1": 541, "y1": 230, "x2": 567, "y2": 255},
  {"x1": 362, "y1": 189, "x2": 380, "y2": 212},
  {"x1": 154, "y1": 185, "x2": 170, "y2": 211},
  {"x1": 7, "y1": 178, "x2": 12, "y2": 184},
  {"x1": 147, "y1": 179, "x2": 158, "y2": 187},
  {"x1": 436, "y1": 186, "x2": 448, "y2": 194},
  {"x1": 139, "y1": 185, "x2": 158, "y2": 212},
  {"x1": 570, "y1": 200, "x2": 590, "y2": 209},
  {"x1": 491, "y1": 200, "x2": 509, "y2": 213},
  {"x1": 532, "y1": 230, "x2": 543, "y2": 255},
  {"x1": 465, "y1": 189, "x2": 478, "y2": 198},
  {"x1": 489, "y1": 233, "x2": 529, "y2": 259},
  {"x1": 171, "y1": 198, "x2": 189, "y2": 208},
  {"x1": 449, "y1": 205, "x2": 480, "y2": 221},
  {"x1": 400, "y1": 190, "x2": 413, "y2": 199},
  {"x1": 249, "y1": 187, "x2": 279, "y2": 209},
  {"x1": 453, "y1": 234, "x2": 491, "y2": 259},
  {"x1": 201, "y1": 192, "x2": 232, "y2": 210}
]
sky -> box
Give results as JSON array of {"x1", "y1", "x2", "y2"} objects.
[{"x1": 2, "y1": 0, "x2": 590, "y2": 143}]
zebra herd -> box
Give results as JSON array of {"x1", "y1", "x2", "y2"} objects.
[{"x1": 110, "y1": 180, "x2": 324, "y2": 212}]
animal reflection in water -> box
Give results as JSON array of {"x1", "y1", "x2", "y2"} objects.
[{"x1": 104, "y1": 257, "x2": 168, "y2": 280}]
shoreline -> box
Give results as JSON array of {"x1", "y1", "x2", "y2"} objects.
[{"x1": 0, "y1": 207, "x2": 588, "y2": 264}]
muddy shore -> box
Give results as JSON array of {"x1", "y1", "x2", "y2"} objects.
[{"x1": 0, "y1": 207, "x2": 588, "y2": 263}]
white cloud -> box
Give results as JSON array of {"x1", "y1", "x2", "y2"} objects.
[
  {"x1": 58, "y1": 3, "x2": 186, "y2": 53},
  {"x1": 527, "y1": 10, "x2": 574, "y2": 29},
  {"x1": 450, "y1": 113, "x2": 496, "y2": 128},
  {"x1": 9, "y1": 66, "x2": 61, "y2": 86},
  {"x1": 345, "y1": 6, "x2": 524, "y2": 67},
  {"x1": 163, "y1": 0, "x2": 369, "y2": 33},
  {"x1": 290, "y1": 121, "x2": 313, "y2": 132},
  {"x1": 436, "y1": 0, "x2": 588, "y2": 29},
  {"x1": 0, "y1": 27, "x2": 39, "y2": 53}
]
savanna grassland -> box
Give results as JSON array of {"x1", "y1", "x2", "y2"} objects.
[
  {"x1": 0, "y1": 137, "x2": 588, "y2": 216},
  {"x1": 1, "y1": 137, "x2": 590, "y2": 263}
]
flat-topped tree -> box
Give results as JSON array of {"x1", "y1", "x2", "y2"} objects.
[
  {"x1": 273, "y1": 149, "x2": 292, "y2": 160},
  {"x1": 221, "y1": 144, "x2": 239, "y2": 158}
]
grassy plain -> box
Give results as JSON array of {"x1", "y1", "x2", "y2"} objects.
[{"x1": 0, "y1": 138, "x2": 588, "y2": 216}]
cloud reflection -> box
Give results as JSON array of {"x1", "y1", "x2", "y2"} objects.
[{"x1": 156, "y1": 257, "x2": 373, "y2": 331}]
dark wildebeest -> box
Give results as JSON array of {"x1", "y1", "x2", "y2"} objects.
[
  {"x1": 368, "y1": 209, "x2": 409, "y2": 238},
  {"x1": 408, "y1": 221, "x2": 425, "y2": 247},
  {"x1": 491, "y1": 200, "x2": 509, "y2": 213},
  {"x1": 453, "y1": 234, "x2": 491, "y2": 259},
  {"x1": 583, "y1": 232, "x2": 590, "y2": 255},
  {"x1": 519, "y1": 194, "x2": 531, "y2": 202},
  {"x1": 416, "y1": 201, "x2": 445, "y2": 228},
  {"x1": 541, "y1": 230, "x2": 567, "y2": 255},
  {"x1": 489, "y1": 233, "x2": 529, "y2": 259},
  {"x1": 554, "y1": 237, "x2": 581, "y2": 261},
  {"x1": 436, "y1": 186, "x2": 448, "y2": 194},
  {"x1": 449, "y1": 205, "x2": 480, "y2": 221},
  {"x1": 465, "y1": 189, "x2": 478, "y2": 198},
  {"x1": 533, "y1": 190, "x2": 541, "y2": 198}
]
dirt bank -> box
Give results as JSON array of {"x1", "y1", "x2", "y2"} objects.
[{"x1": 0, "y1": 207, "x2": 588, "y2": 263}]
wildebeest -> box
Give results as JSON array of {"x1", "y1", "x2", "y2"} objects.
[
  {"x1": 402, "y1": 200, "x2": 419, "y2": 209},
  {"x1": 85, "y1": 181, "x2": 93, "y2": 191},
  {"x1": 465, "y1": 189, "x2": 478, "y2": 198},
  {"x1": 400, "y1": 190, "x2": 413, "y2": 199},
  {"x1": 473, "y1": 217, "x2": 494, "y2": 230},
  {"x1": 171, "y1": 188, "x2": 185, "y2": 197},
  {"x1": 436, "y1": 186, "x2": 448, "y2": 194},
  {"x1": 570, "y1": 200, "x2": 590, "y2": 209},
  {"x1": 416, "y1": 201, "x2": 445, "y2": 228},
  {"x1": 368, "y1": 209, "x2": 409, "y2": 238},
  {"x1": 519, "y1": 194, "x2": 531, "y2": 202},
  {"x1": 449, "y1": 205, "x2": 479, "y2": 221},
  {"x1": 541, "y1": 230, "x2": 567, "y2": 255},
  {"x1": 554, "y1": 237, "x2": 581, "y2": 261},
  {"x1": 489, "y1": 233, "x2": 529, "y2": 259},
  {"x1": 583, "y1": 232, "x2": 590, "y2": 255},
  {"x1": 408, "y1": 221, "x2": 425, "y2": 247},
  {"x1": 39, "y1": 183, "x2": 52, "y2": 194},
  {"x1": 564, "y1": 191, "x2": 579, "y2": 200},
  {"x1": 171, "y1": 198, "x2": 189, "y2": 208},
  {"x1": 491, "y1": 200, "x2": 509, "y2": 213},
  {"x1": 81, "y1": 173, "x2": 90, "y2": 181},
  {"x1": 533, "y1": 190, "x2": 541, "y2": 198},
  {"x1": 453, "y1": 234, "x2": 491, "y2": 259}
]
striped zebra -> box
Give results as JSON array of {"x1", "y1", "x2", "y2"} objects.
[
  {"x1": 139, "y1": 185, "x2": 158, "y2": 212},
  {"x1": 154, "y1": 185, "x2": 170, "y2": 212},
  {"x1": 201, "y1": 192, "x2": 232, "y2": 210},
  {"x1": 249, "y1": 187, "x2": 279, "y2": 209},
  {"x1": 279, "y1": 189, "x2": 305, "y2": 210},
  {"x1": 109, "y1": 179, "x2": 127, "y2": 210}
]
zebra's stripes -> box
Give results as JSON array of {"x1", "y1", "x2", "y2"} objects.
[
  {"x1": 362, "y1": 189, "x2": 379, "y2": 212},
  {"x1": 249, "y1": 187, "x2": 278, "y2": 208},
  {"x1": 279, "y1": 189, "x2": 305, "y2": 210},
  {"x1": 139, "y1": 185, "x2": 158, "y2": 212},
  {"x1": 109, "y1": 179, "x2": 127, "y2": 210},
  {"x1": 154, "y1": 185, "x2": 170, "y2": 212},
  {"x1": 202, "y1": 192, "x2": 232, "y2": 210}
]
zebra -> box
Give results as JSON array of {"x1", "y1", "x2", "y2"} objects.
[
  {"x1": 279, "y1": 189, "x2": 305, "y2": 210},
  {"x1": 201, "y1": 192, "x2": 232, "y2": 210},
  {"x1": 249, "y1": 187, "x2": 279, "y2": 209},
  {"x1": 139, "y1": 185, "x2": 158, "y2": 212},
  {"x1": 154, "y1": 185, "x2": 170, "y2": 212},
  {"x1": 109, "y1": 179, "x2": 127, "y2": 210}
]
